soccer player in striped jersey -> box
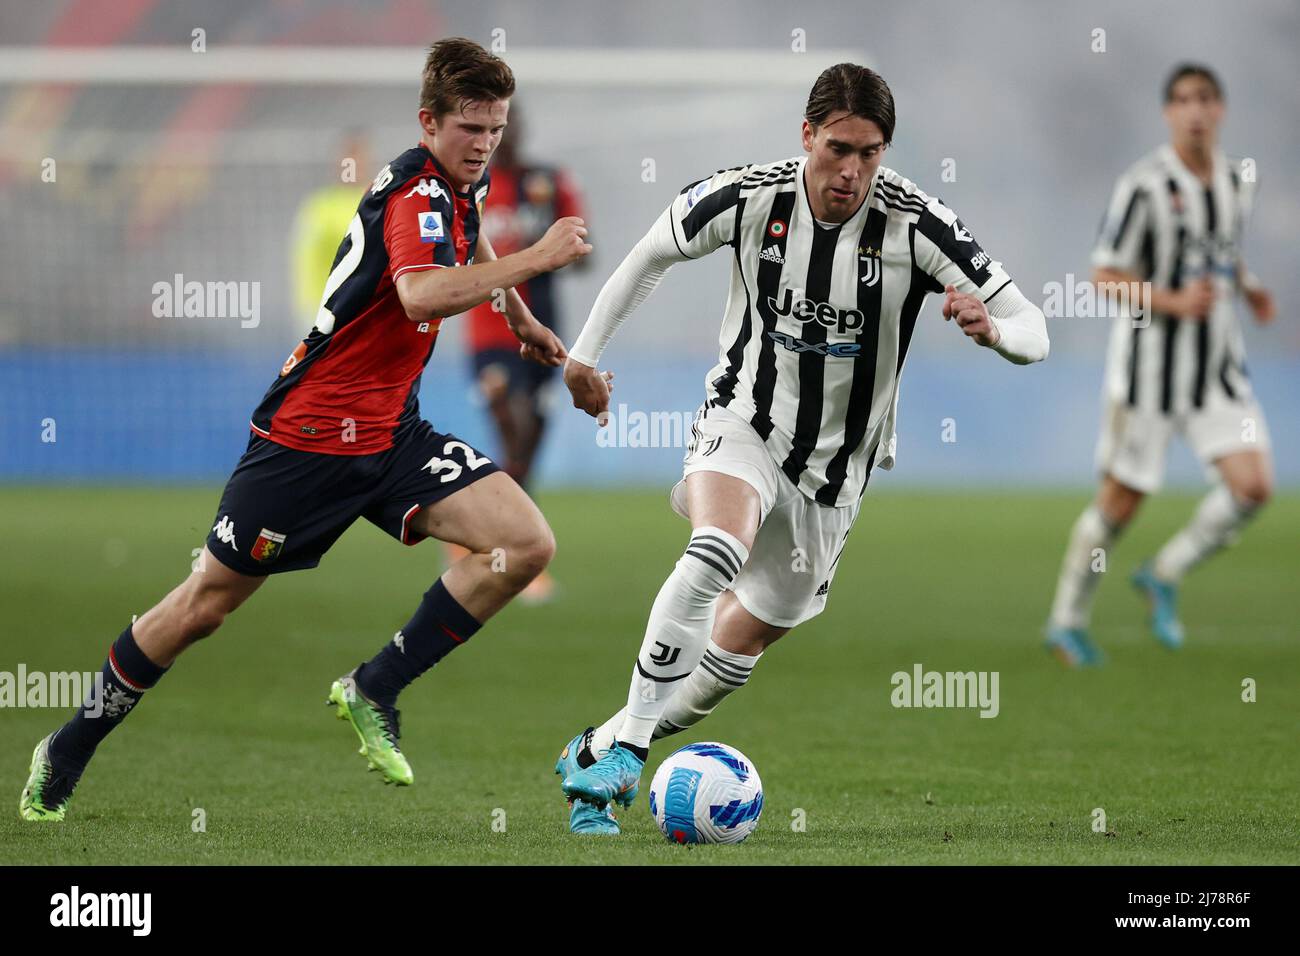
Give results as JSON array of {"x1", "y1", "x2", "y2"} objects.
[
  {"x1": 552, "y1": 63, "x2": 1049, "y2": 834},
  {"x1": 1045, "y1": 64, "x2": 1275, "y2": 667},
  {"x1": 19, "y1": 38, "x2": 590, "y2": 821}
]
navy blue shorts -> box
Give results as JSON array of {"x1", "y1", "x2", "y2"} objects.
[
  {"x1": 205, "y1": 420, "x2": 499, "y2": 577},
  {"x1": 472, "y1": 347, "x2": 557, "y2": 400}
]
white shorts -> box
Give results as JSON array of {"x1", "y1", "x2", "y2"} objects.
[
  {"x1": 1095, "y1": 398, "x2": 1272, "y2": 494},
  {"x1": 669, "y1": 403, "x2": 860, "y2": 628}
]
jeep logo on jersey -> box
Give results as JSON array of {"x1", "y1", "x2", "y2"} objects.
[
  {"x1": 404, "y1": 177, "x2": 449, "y2": 202},
  {"x1": 767, "y1": 289, "x2": 865, "y2": 334},
  {"x1": 418, "y1": 212, "x2": 446, "y2": 244}
]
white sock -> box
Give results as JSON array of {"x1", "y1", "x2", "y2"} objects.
[
  {"x1": 1153, "y1": 485, "x2": 1261, "y2": 583},
  {"x1": 590, "y1": 641, "x2": 762, "y2": 754},
  {"x1": 615, "y1": 527, "x2": 748, "y2": 749},
  {"x1": 1048, "y1": 504, "x2": 1122, "y2": 630}
]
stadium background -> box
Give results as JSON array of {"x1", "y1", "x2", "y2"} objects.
[
  {"x1": 1, "y1": 1, "x2": 1297, "y2": 867},
  {"x1": 1, "y1": 0, "x2": 1296, "y2": 487}
]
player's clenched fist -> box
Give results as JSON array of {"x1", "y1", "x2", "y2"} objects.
[
  {"x1": 942, "y1": 283, "x2": 1001, "y2": 348},
  {"x1": 563, "y1": 357, "x2": 615, "y2": 425},
  {"x1": 530, "y1": 217, "x2": 592, "y2": 272}
]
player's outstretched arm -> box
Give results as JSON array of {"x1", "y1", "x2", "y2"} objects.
[
  {"x1": 395, "y1": 217, "x2": 591, "y2": 323},
  {"x1": 1233, "y1": 262, "x2": 1274, "y2": 325},
  {"x1": 942, "y1": 281, "x2": 1049, "y2": 365},
  {"x1": 474, "y1": 230, "x2": 568, "y2": 366},
  {"x1": 565, "y1": 208, "x2": 688, "y2": 421},
  {"x1": 1092, "y1": 266, "x2": 1216, "y2": 323}
]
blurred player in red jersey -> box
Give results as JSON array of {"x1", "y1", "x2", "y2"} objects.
[
  {"x1": 459, "y1": 107, "x2": 588, "y2": 602},
  {"x1": 20, "y1": 38, "x2": 595, "y2": 821}
]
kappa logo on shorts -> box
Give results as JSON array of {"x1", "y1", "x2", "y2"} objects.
[
  {"x1": 212, "y1": 515, "x2": 237, "y2": 549},
  {"x1": 250, "y1": 528, "x2": 286, "y2": 563}
]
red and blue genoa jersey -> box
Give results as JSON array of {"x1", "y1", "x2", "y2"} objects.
[{"x1": 251, "y1": 143, "x2": 489, "y2": 455}]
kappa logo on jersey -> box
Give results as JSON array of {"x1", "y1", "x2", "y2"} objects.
[
  {"x1": 767, "y1": 330, "x2": 861, "y2": 358},
  {"x1": 952, "y1": 220, "x2": 973, "y2": 243},
  {"x1": 685, "y1": 178, "x2": 712, "y2": 209},
  {"x1": 758, "y1": 245, "x2": 785, "y2": 265},
  {"x1": 859, "y1": 245, "x2": 881, "y2": 286},
  {"x1": 212, "y1": 515, "x2": 237, "y2": 549},
  {"x1": 768, "y1": 288, "x2": 866, "y2": 335},
  {"x1": 250, "y1": 528, "x2": 286, "y2": 563},
  {"x1": 418, "y1": 211, "x2": 446, "y2": 244},
  {"x1": 403, "y1": 177, "x2": 450, "y2": 202}
]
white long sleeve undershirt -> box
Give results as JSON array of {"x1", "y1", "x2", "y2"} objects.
[
  {"x1": 568, "y1": 209, "x2": 684, "y2": 368},
  {"x1": 985, "y1": 282, "x2": 1050, "y2": 364}
]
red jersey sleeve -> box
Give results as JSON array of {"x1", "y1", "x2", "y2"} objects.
[
  {"x1": 384, "y1": 175, "x2": 459, "y2": 279},
  {"x1": 553, "y1": 168, "x2": 584, "y2": 222}
]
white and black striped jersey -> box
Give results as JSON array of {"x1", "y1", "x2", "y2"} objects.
[
  {"x1": 668, "y1": 155, "x2": 1016, "y2": 507},
  {"x1": 1093, "y1": 145, "x2": 1256, "y2": 416}
]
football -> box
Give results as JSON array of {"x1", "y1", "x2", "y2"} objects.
[{"x1": 647, "y1": 742, "x2": 764, "y2": 844}]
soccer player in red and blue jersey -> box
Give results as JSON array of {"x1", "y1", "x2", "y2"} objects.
[{"x1": 20, "y1": 37, "x2": 593, "y2": 820}]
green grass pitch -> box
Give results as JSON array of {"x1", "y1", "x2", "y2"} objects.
[{"x1": 0, "y1": 486, "x2": 1296, "y2": 865}]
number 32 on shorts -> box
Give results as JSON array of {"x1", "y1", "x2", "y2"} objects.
[{"x1": 420, "y1": 440, "x2": 492, "y2": 484}]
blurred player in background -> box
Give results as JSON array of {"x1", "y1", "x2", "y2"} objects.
[
  {"x1": 554, "y1": 63, "x2": 1048, "y2": 834},
  {"x1": 1045, "y1": 64, "x2": 1274, "y2": 667},
  {"x1": 455, "y1": 107, "x2": 587, "y2": 603},
  {"x1": 291, "y1": 132, "x2": 372, "y2": 325},
  {"x1": 19, "y1": 38, "x2": 590, "y2": 821}
]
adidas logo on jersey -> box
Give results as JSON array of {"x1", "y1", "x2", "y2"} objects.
[{"x1": 758, "y1": 245, "x2": 785, "y2": 265}]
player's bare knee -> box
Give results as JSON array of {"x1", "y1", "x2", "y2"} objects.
[
  {"x1": 1099, "y1": 478, "x2": 1144, "y2": 527},
  {"x1": 1233, "y1": 479, "x2": 1271, "y2": 509},
  {"x1": 501, "y1": 522, "x2": 555, "y2": 584},
  {"x1": 479, "y1": 366, "x2": 509, "y2": 405}
]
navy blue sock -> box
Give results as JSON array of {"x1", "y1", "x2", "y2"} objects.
[
  {"x1": 49, "y1": 624, "x2": 169, "y2": 772},
  {"x1": 616, "y1": 740, "x2": 650, "y2": 763},
  {"x1": 355, "y1": 578, "x2": 481, "y2": 707}
]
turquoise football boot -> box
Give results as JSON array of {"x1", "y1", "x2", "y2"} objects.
[
  {"x1": 568, "y1": 799, "x2": 621, "y2": 835},
  {"x1": 1132, "y1": 563, "x2": 1185, "y2": 649},
  {"x1": 556, "y1": 727, "x2": 620, "y2": 834},
  {"x1": 562, "y1": 743, "x2": 643, "y2": 810},
  {"x1": 1044, "y1": 625, "x2": 1105, "y2": 668},
  {"x1": 554, "y1": 727, "x2": 593, "y2": 786}
]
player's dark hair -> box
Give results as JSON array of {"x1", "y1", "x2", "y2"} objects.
[
  {"x1": 1163, "y1": 63, "x2": 1223, "y2": 103},
  {"x1": 805, "y1": 63, "x2": 895, "y2": 144},
  {"x1": 420, "y1": 37, "x2": 516, "y2": 119}
]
